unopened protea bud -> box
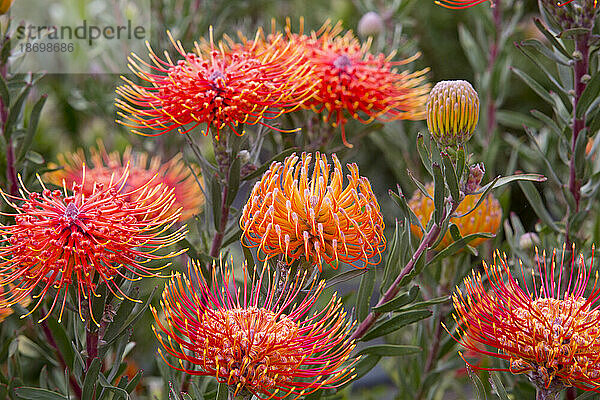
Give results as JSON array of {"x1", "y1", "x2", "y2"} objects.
[
  {"x1": 426, "y1": 80, "x2": 479, "y2": 147},
  {"x1": 465, "y1": 162, "x2": 485, "y2": 193},
  {"x1": 358, "y1": 12, "x2": 384, "y2": 36}
]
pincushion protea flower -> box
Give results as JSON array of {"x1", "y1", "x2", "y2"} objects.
[
  {"x1": 447, "y1": 247, "x2": 600, "y2": 395},
  {"x1": 116, "y1": 29, "x2": 315, "y2": 140},
  {"x1": 408, "y1": 183, "x2": 501, "y2": 249},
  {"x1": 151, "y1": 258, "x2": 356, "y2": 399},
  {"x1": 426, "y1": 80, "x2": 479, "y2": 147},
  {"x1": 47, "y1": 141, "x2": 204, "y2": 221},
  {"x1": 298, "y1": 26, "x2": 429, "y2": 147},
  {"x1": 0, "y1": 170, "x2": 187, "y2": 324},
  {"x1": 240, "y1": 152, "x2": 385, "y2": 270}
]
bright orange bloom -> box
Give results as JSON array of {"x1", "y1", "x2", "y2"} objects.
[
  {"x1": 290, "y1": 23, "x2": 429, "y2": 147},
  {"x1": 151, "y1": 258, "x2": 356, "y2": 399},
  {"x1": 408, "y1": 183, "x2": 501, "y2": 249},
  {"x1": 47, "y1": 141, "x2": 204, "y2": 221},
  {"x1": 0, "y1": 169, "x2": 187, "y2": 324},
  {"x1": 447, "y1": 247, "x2": 600, "y2": 392},
  {"x1": 116, "y1": 29, "x2": 315, "y2": 139},
  {"x1": 240, "y1": 153, "x2": 385, "y2": 270}
]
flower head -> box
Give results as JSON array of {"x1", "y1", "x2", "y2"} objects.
[
  {"x1": 151, "y1": 258, "x2": 356, "y2": 399},
  {"x1": 448, "y1": 247, "x2": 600, "y2": 392},
  {"x1": 116, "y1": 29, "x2": 314, "y2": 139},
  {"x1": 47, "y1": 141, "x2": 204, "y2": 221},
  {"x1": 426, "y1": 80, "x2": 479, "y2": 147},
  {"x1": 408, "y1": 183, "x2": 501, "y2": 249},
  {"x1": 240, "y1": 152, "x2": 385, "y2": 270},
  {"x1": 298, "y1": 26, "x2": 429, "y2": 147},
  {"x1": 0, "y1": 169, "x2": 187, "y2": 324}
]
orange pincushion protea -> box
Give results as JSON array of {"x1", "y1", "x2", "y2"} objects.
[
  {"x1": 116, "y1": 29, "x2": 315, "y2": 139},
  {"x1": 151, "y1": 259, "x2": 356, "y2": 399},
  {"x1": 447, "y1": 247, "x2": 600, "y2": 392},
  {"x1": 408, "y1": 183, "x2": 501, "y2": 249},
  {"x1": 0, "y1": 170, "x2": 187, "y2": 324},
  {"x1": 240, "y1": 152, "x2": 385, "y2": 270},
  {"x1": 296, "y1": 25, "x2": 429, "y2": 147},
  {"x1": 47, "y1": 142, "x2": 204, "y2": 221}
]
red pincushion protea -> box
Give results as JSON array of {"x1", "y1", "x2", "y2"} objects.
[
  {"x1": 47, "y1": 141, "x2": 204, "y2": 221},
  {"x1": 0, "y1": 170, "x2": 187, "y2": 324},
  {"x1": 116, "y1": 29, "x2": 315, "y2": 140},
  {"x1": 240, "y1": 152, "x2": 385, "y2": 270},
  {"x1": 434, "y1": 0, "x2": 492, "y2": 8},
  {"x1": 298, "y1": 26, "x2": 429, "y2": 147},
  {"x1": 447, "y1": 246, "x2": 600, "y2": 393},
  {"x1": 151, "y1": 258, "x2": 356, "y2": 399}
]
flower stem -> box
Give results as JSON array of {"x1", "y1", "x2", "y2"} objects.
[{"x1": 351, "y1": 200, "x2": 460, "y2": 340}]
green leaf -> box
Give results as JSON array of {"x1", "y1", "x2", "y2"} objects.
[
  {"x1": 46, "y1": 318, "x2": 75, "y2": 370},
  {"x1": 355, "y1": 345, "x2": 422, "y2": 357},
  {"x1": 82, "y1": 358, "x2": 101, "y2": 400},
  {"x1": 511, "y1": 67, "x2": 554, "y2": 106},
  {"x1": 495, "y1": 110, "x2": 544, "y2": 130},
  {"x1": 15, "y1": 388, "x2": 67, "y2": 400},
  {"x1": 381, "y1": 220, "x2": 402, "y2": 292},
  {"x1": 490, "y1": 372, "x2": 510, "y2": 400},
  {"x1": 458, "y1": 25, "x2": 485, "y2": 72},
  {"x1": 518, "y1": 181, "x2": 561, "y2": 233},
  {"x1": 216, "y1": 382, "x2": 228, "y2": 400},
  {"x1": 0, "y1": 75, "x2": 9, "y2": 107},
  {"x1": 401, "y1": 295, "x2": 451, "y2": 310},
  {"x1": 390, "y1": 188, "x2": 423, "y2": 230},
  {"x1": 324, "y1": 269, "x2": 367, "y2": 289},
  {"x1": 442, "y1": 153, "x2": 460, "y2": 202},
  {"x1": 101, "y1": 296, "x2": 136, "y2": 347},
  {"x1": 356, "y1": 267, "x2": 376, "y2": 322},
  {"x1": 124, "y1": 370, "x2": 142, "y2": 393},
  {"x1": 432, "y1": 163, "x2": 445, "y2": 224},
  {"x1": 226, "y1": 156, "x2": 241, "y2": 207},
  {"x1": 577, "y1": 73, "x2": 600, "y2": 119},
  {"x1": 428, "y1": 232, "x2": 495, "y2": 265},
  {"x1": 416, "y1": 133, "x2": 433, "y2": 176},
  {"x1": 574, "y1": 128, "x2": 588, "y2": 179},
  {"x1": 533, "y1": 18, "x2": 571, "y2": 60},
  {"x1": 17, "y1": 94, "x2": 47, "y2": 162},
  {"x1": 373, "y1": 285, "x2": 420, "y2": 313},
  {"x1": 349, "y1": 355, "x2": 381, "y2": 382},
  {"x1": 519, "y1": 39, "x2": 570, "y2": 66},
  {"x1": 241, "y1": 148, "x2": 297, "y2": 181},
  {"x1": 96, "y1": 373, "x2": 130, "y2": 399},
  {"x1": 4, "y1": 83, "x2": 32, "y2": 139},
  {"x1": 102, "y1": 287, "x2": 157, "y2": 347},
  {"x1": 361, "y1": 310, "x2": 432, "y2": 341}
]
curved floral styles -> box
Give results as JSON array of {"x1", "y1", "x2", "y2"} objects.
[
  {"x1": 426, "y1": 80, "x2": 479, "y2": 147},
  {"x1": 299, "y1": 26, "x2": 429, "y2": 147},
  {"x1": 0, "y1": 170, "x2": 187, "y2": 324},
  {"x1": 240, "y1": 152, "x2": 386, "y2": 270},
  {"x1": 434, "y1": 0, "x2": 491, "y2": 8},
  {"x1": 151, "y1": 258, "x2": 356, "y2": 399},
  {"x1": 448, "y1": 247, "x2": 600, "y2": 392},
  {"x1": 408, "y1": 183, "x2": 501, "y2": 249},
  {"x1": 0, "y1": 284, "x2": 29, "y2": 323},
  {"x1": 116, "y1": 29, "x2": 315, "y2": 140},
  {"x1": 47, "y1": 141, "x2": 204, "y2": 221}
]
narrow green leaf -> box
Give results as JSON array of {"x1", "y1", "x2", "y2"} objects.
[
  {"x1": 361, "y1": 310, "x2": 432, "y2": 341},
  {"x1": 490, "y1": 372, "x2": 510, "y2": 400},
  {"x1": 533, "y1": 18, "x2": 571, "y2": 59},
  {"x1": 401, "y1": 295, "x2": 451, "y2": 310},
  {"x1": 511, "y1": 67, "x2": 554, "y2": 105},
  {"x1": 416, "y1": 133, "x2": 433, "y2": 176},
  {"x1": 373, "y1": 285, "x2": 420, "y2": 313},
  {"x1": 356, "y1": 345, "x2": 422, "y2": 357},
  {"x1": 46, "y1": 318, "x2": 75, "y2": 370},
  {"x1": 356, "y1": 267, "x2": 376, "y2": 321},
  {"x1": 574, "y1": 128, "x2": 588, "y2": 179},
  {"x1": 428, "y1": 232, "x2": 495, "y2": 265},
  {"x1": 216, "y1": 382, "x2": 228, "y2": 400},
  {"x1": 124, "y1": 370, "x2": 142, "y2": 393},
  {"x1": 518, "y1": 181, "x2": 561, "y2": 232},
  {"x1": 390, "y1": 189, "x2": 423, "y2": 230},
  {"x1": 496, "y1": 110, "x2": 544, "y2": 130},
  {"x1": 0, "y1": 75, "x2": 9, "y2": 107},
  {"x1": 15, "y1": 387, "x2": 67, "y2": 400},
  {"x1": 4, "y1": 83, "x2": 32, "y2": 139},
  {"x1": 473, "y1": 173, "x2": 546, "y2": 198},
  {"x1": 96, "y1": 373, "x2": 130, "y2": 399},
  {"x1": 241, "y1": 148, "x2": 297, "y2": 181},
  {"x1": 226, "y1": 156, "x2": 241, "y2": 207},
  {"x1": 458, "y1": 25, "x2": 485, "y2": 72},
  {"x1": 519, "y1": 39, "x2": 570, "y2": 66},
  {"x1": 17, "y1": 94, "x2": 47, "y2": 162},
  {"x1": 381, "y1": 220, "x2": 402, "y2": 292},
  {"x1": 82, "y1": 358, "x2": 101, "y2": 400},
  {"x1": 324, "y1": 269, "x2": 367, "y2": 289},
  {"x1": 432, "y1": 163, "x2": 445, "y2": 224},
  {"x1": 101, "y1": 296, "x2": 136, "y2": 347},
  {"x1": 349, "y1": 355, "x2": 381, "y2": 382},
  {"x1": 102, "y1": 287, "x2": 157, "y2": 347},
  {"x1": 442, "y1": 153, "x2": 460, "y2": 202},
  {"x1": 577, "y1": 73, "x2": 600, "y2": 119}
]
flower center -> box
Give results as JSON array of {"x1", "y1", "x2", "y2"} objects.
[
  {"x1": 208, "y1": 70, "x2": 226, "y2": 91},
  {"x1": 199, "y1": 307, "x2": 302, "y2": 391},
  {"x1": 333, "y1": 55, "x2": 352, "y2": 71},
  {"x1": 65, "y1": 203, "x2": 80, "y2": 221}
]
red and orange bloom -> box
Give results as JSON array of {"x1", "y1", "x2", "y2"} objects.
[
  {"x1": 297, "y1": 26, "x2": 429, "y2": 147},
  {"x1": 447, "y1": 247, "x2": 600, "y2": 393},
  {"x1": 240, "y1": 152, "x2": 385, "y2": 270},
  {"x1": 151, "y1": 258, "x2": 356, "y2": 399},
  {"x1": 434, "y1": 0, "x2": 492, "y2": 8},
  {"x1": 0, "y1": 170, "x2": 187, "y2": 324},
  {"x1": 408, "y1": 183, "x2": 501, "y2": 249},
  {"x1": 47, "y1": 141, "x2": 204, "y2": 221},
  {"x1": 116, "y1": 29, "x2": 315, "y2": 140}
]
